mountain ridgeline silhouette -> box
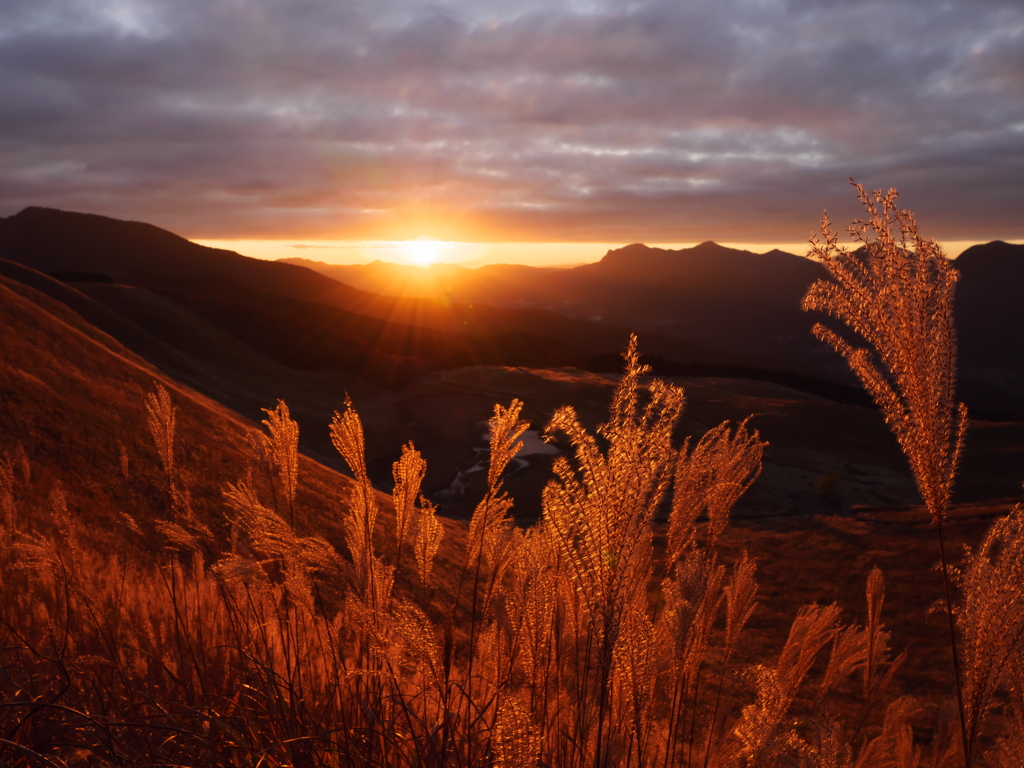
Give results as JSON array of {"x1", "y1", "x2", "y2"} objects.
[
  {"x1": 0, "y1": 208, "x2": 675, "y2": 382},
  {"x1": 284, "y1": 236, "x2": 1024, "y2": 417},
  {"x1": 2, "y1": 207, "x2": 1022, "y2": 418}
]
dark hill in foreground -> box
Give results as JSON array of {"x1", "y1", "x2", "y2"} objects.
[{"x1": 0, "y1": 261, "x2": 348, "y2": 535}]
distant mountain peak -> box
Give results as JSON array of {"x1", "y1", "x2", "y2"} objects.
[
  {"x1": 600, "y1": 240, "x2": 747, "y2": 268},
  {"x1": 957, "y1": 239, "x2": 1024, "y2": 264},
  {"x1": 604, "y1": 242, "x2": 653, "y2": 257},
  {"x1": 761, "y1": 247, "x2": 807, "y2": 260}
]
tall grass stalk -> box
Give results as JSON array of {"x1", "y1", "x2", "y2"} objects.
[{"x1": 803, "y1": 180, "x2": 971, "y2": 766}]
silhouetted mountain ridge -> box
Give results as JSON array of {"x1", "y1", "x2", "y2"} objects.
[
  {"x1": 2, "y1": 206, "x2": 369, "y2": 305},
  {"x1": 5, "y1": 207, "x2": 1023, "y2": 417},
  {"x1": 592, "y1": 240, "x2": 799, "y2": 275},
  {"x1": 0, "y1": 207, "x2": 748, "y2": 390},
  {"x1": 286, "y1": 238, "x2": 1024, "y2": 416}
]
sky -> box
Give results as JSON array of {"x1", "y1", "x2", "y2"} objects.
[{"x1": 1, "y1": 0, "x2": 1022, "y2": 265}]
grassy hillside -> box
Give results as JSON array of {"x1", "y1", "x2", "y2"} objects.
[
  {"x1": 0, "y1": 264, "x2": 466, "y2": 568},
  {"x1": 1, "y1": 190, "x2": 1023, "y2": 767}
]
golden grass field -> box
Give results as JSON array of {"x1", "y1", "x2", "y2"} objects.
[{"x1": 1, "y1": 186, "x2": 1022, "y2": 767}]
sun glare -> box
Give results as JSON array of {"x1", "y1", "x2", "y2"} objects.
[{"x1": 404, "y1": 238, "x2": 444, "y2": 267}]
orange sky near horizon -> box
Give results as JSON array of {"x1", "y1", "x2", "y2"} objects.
[{"x1": 193, "y1": 237, "x2": 1012, "y2": 268}]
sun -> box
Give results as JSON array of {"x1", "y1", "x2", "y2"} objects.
[{"x1": 404, "y1": 238, "x2": 444, "y2": 267}]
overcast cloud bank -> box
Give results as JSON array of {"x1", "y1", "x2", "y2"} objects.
[{"x1": 1, "y1": 0, "x2": 1022, "y2": 243}]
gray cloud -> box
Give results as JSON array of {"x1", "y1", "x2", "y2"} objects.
[{"x1": 0, "y1": 0, "x2": 1021, "y2": 243}]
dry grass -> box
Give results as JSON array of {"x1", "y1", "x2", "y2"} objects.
[
  {"x1": 1, "y1": 184, "x2": 1022, "y2": 767},
  {"x1": 802, "y1": 180, "x2": 1023, "y2": 767}
]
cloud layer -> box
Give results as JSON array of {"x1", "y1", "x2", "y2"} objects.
[{"x1": 1, "y1": 0, "x2": 1022, "y2": 243}]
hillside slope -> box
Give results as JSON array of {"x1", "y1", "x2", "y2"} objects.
[{"x1": 0, "y1": 265, "x2": 466, "y2": 584}]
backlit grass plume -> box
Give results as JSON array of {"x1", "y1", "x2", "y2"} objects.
[
  {"x1": 802, "y1": 181, "x2": 981, "y2": 768},
  {"x1": 802, "y1": 181, "x2": 966, "y2": 526}
]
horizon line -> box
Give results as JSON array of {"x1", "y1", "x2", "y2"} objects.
[{"x1": 193, "y1": 237, "x2": 1021, "y2": 268}]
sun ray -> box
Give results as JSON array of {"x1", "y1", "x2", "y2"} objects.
[{"x1": 404, "y1": 238, "x2": 445, "y2": 267}]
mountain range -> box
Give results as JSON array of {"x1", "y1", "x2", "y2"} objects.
[
  {"x1": 2, "y1": 205, "x2": 1021, "y2": 767},
  {"x1": 1, "y1": 206, "x2": 1022, "y2": 518},
  {"x1": 285, "y1": 236, "x2": 1024, "y2": 417}
]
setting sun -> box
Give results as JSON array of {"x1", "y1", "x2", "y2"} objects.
[{"x1": 404, "y1": 237, "x2": 445, "y2": 267}]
